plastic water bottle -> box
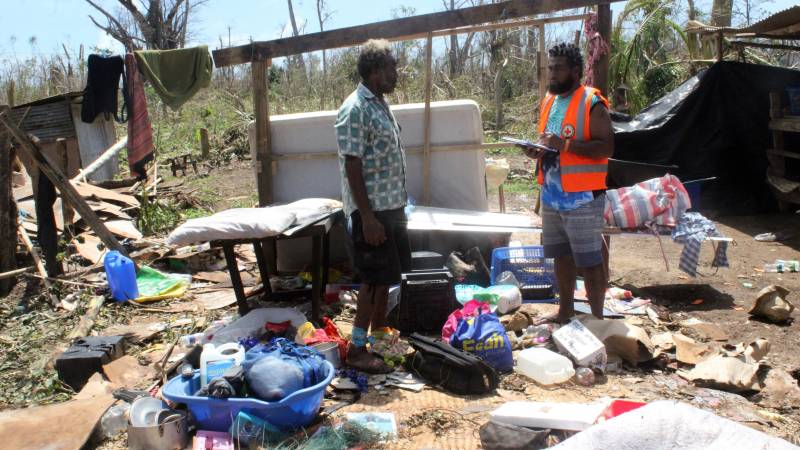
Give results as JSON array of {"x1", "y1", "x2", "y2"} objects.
[
  {"x1": 575, "y1": 367, "x2": 595, "y2": 386},
  {"x1": 104, "y1": 251, "x2": 139, "y2": 301},
  {"x1": 777, "y1": 260, "x2": 799, "y2": 273},
  {"x1": 764, "y1": 263, "x2": 783, "y2": 273}
]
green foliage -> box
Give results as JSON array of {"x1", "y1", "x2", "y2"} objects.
[{"x1": 137, "y1": 190, "x2": 181, "y2": 235}]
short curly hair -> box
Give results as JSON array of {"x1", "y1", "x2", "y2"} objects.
[
  {"x1": 357, "y1": 39, "x2": 394, "y2": 81},
  {"x1": 549, "y1": 42, "x2": 584, "y2": 75}
]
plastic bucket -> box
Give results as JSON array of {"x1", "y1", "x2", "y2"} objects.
[
  {"x1": 104, "y1": 251, "x2": 139, "y2": 301},
  {"x1": 162, "y1": 361, "x2": 334, "y2": 432}
]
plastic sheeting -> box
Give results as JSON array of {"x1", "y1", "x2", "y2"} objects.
[
  {"x1": 610, "y1": 62, "x2": 800, "y2": 214},
  {"x1": 553, "y1": 400, "x2": 798, "y2": 450}
]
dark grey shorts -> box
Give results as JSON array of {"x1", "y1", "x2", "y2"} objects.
[
  {"x1": 345, "y1": 208, "x2": 411, "y2": 286},
  {"x1": 542, "y1": 194, "x2": 605, "y2": 268}
]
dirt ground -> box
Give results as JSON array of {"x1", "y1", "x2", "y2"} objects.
[{"x1": 2, "y1": 154, "x2": 799, "y2": 449}]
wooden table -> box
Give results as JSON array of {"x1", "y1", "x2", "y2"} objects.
[{"x1": 211, "y1": 210, "x2": 342, "y2": 322}]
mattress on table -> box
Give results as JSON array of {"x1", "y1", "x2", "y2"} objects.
[{"x1": 248, "y1": 100, "x2": 488, "y2": 271}]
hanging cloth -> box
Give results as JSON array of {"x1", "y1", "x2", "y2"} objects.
[
  {"x1": 133, "y1": 45, "x2": 213, "y2": 110},
  {"x1": 125, "y1": 53, "x2": 154, "y2": 179},
  {"x1": 81, "y1": 54, "x2": 124, "y2": 123}
]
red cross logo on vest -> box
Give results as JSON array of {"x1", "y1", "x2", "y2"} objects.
[{"x1": 562, "y1": 124, "x2": 576, "y2": 139}]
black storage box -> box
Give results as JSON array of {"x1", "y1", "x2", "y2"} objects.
[
  {"x1": 411, "y1": 251, "x2": 445, "y2": 271},
  {"x1": 55, "y1": 335, "x2": 126, "y2": 391},
  {"x1": 390, "y1": 270, "x2": 457, "y2": 333}
]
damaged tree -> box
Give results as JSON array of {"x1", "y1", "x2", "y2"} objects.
[{"x1": 85, "y1": 0, "x2": 206, "y2": 51}]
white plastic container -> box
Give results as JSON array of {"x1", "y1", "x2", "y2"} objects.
[
  {"x1": 516, "y1": 347, "x2": 575, "y2": 385},
  {"x1": 484, "y1": 285, "x2": 522, "y2": 314},
  {"x1": 199, "y1": 343, "x2": 245, "y2": 386},
  {"x1": 489, "y1": 401, "x2": 609, "y2": 431},
  {"x1": 552, "y1": 319, "x2": 606, "y2": 367}
]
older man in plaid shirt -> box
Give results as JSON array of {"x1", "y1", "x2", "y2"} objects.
[{"x1": 335, "y1": 39, "x2": 409, "y2": 373}]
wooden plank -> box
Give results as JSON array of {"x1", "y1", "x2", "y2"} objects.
[
  {"x1": 72, "y1": 180, "x2": 139, "y2": 207},
  {"x1": 17, "y1": 217, "x2": 58, "y2": 306},
  {"x1": 397, "y1": 13, "x2": 589, "y2": 42},
  {"x1": 213, "y1": 0, "x2": 623, "y2": 67},
  {"x1": 770, "y1": 118, "x2": 800, "y2": 133},
  {"x1": 0, "y1": 112, "x2": 129, "y2": 257},
  {"x1": 593, "y1": 4, "x2": 611, "y2": 95},
  {"x1": 422, "y1": 32, "x2": 433, "y2": 206},
  {"x1": 730, "y1": 40, "x2": 800, "y2": 51},
  {"x1": 767, "y1": 149, "x2": 800, "y2": 160},
  {"x1": 0, "y1": 106, "x2": 16, "y2": 295},
  {"x1": 252, "y1": 59, "x2": 273, "y2": 206}
]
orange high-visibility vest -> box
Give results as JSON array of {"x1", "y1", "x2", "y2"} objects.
[{"x1": 536, "y1": 85, "x2": 610, "y2": 192}]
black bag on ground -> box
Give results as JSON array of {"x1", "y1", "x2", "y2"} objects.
[{"x1": 405, "y1": 333, "x2": 498, "y2": 395}]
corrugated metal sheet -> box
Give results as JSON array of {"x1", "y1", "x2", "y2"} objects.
[
  {"x1": 687, "y1": 6, "x2": 800, "y2": 38},
  {"x1": 9, "y1": 95, "x2": 78, "y2": 142}
]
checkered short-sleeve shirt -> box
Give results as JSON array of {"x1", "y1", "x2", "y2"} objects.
[{"x1": 336, "y1": 83, "x2": 408, "y2": 217}]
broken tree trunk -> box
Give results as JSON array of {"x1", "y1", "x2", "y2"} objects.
[{"x1": 0, "y1": 112, "x2": 129, "y2": 257}]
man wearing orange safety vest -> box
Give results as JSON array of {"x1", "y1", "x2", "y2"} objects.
[{"x1": 517, "y1": 43, "x2": 614, "y2": 323}]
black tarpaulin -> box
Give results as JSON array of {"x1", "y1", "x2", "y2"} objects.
[{"x1": 609, "y1": 61, "x2": 800, "y2": 214}]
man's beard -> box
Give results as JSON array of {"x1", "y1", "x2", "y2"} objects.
[{"x1": 548, "y1": 77, "x2": 575, "y2": 95}]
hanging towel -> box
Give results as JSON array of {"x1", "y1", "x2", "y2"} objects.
[
  {"x1": 81, "y1": 54, "x2": 124, "y2": 123},
  {"x1": 133, "y1": 45, "x2": 213, "y2": 110},
  {"x1": 125, "y1": 53, "x2": 154, "y2": 179}
]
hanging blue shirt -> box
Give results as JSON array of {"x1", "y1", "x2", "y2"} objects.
[{"x1": 540, "y1": 92, "x2": 601, "y2": 211}]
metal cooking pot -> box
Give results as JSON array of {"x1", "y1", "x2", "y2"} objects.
[{"x1": 127, "y1": 411, "x2": 190, "y2": 450}]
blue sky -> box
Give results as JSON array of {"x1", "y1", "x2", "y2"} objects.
[{"x1": 0, "y1": 0, "x2": 795, "y2": 60}]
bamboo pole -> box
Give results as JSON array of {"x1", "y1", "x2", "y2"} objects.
[
  {"x1": 70, "y1": 136, "x2": 128, "y2": 183},
  {"x1": 538, "y1": 24, "x2": 547, "y2": 102},
  {"x1": 422, "y1": 32, "x2": 434, "y2": 206}
]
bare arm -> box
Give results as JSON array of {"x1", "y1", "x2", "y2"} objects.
[
  {"x1": 345, "y1": 155, "x2": 386, "y2": 246},
  {"x1": 539, "y1": 103, "x2": 615, "y2": 159}
]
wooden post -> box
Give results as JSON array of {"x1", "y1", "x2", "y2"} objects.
[
  {"x1": 252, "y1": 59, "x2": 273, "y2": 207},
  {"x1": 769, "y1": 92, "x2": 785, "y2": 177},
  {"x1": 58, "y1": 139, "x2": 74, "y2": 235},
  {"x1": 498, "y1": 184, "x2": 506, "y2": 213},
  {"x1": 0, "y1": 112, "x2": 129, "y2": 257},
  {"x1": 199, "y1": 128, "x2": 210, "y2": 160},
  {"x1": 422, "y1": 32, "x2": 434, "y2": 206},
  {"x1": 0, "y1": 106, "x2": 16, "y2": 296},
  {"x1": 538, "y1": 24, "x2": 547, "y2": 102},
  {"x1": 593, "y1": 4, "x2": 612, "y2": 95},
  {"x1": 716, "y1": 31, "x2": 724, "y2": 62}
]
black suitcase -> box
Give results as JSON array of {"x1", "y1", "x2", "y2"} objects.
[{"x1": 390, "y1": 270, "x2": 457, "y2": 333}]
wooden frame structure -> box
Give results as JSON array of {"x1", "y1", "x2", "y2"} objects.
[{"x1": 212, "y1": 0, "x2": 618, "y2": 207}]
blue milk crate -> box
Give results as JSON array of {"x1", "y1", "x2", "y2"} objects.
[{"x1": 490, "y1": 246, "x2": 557, "y2": 303}]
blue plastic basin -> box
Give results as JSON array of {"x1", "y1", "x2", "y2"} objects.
[{"x1": 162, "y1": 361, "x2": 334, "y2": 432}]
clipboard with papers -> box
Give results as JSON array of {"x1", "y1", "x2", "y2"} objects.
[{"x1": 500, "y1": 137, "x2": 558, "y2": 153}]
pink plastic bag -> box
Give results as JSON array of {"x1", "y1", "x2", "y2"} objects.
[{"x1": 441, "y1": 299, "x2": 491, "y2": 342}]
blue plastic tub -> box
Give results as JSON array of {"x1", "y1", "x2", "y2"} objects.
[
  {"x1": 162, "y1": 361, "x2": 334, "y2": 432},
  {"x1": 490, "y1": 246, "x2": 557, "y2": 302}
]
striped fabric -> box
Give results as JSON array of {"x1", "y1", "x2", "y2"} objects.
[
  {"x1": 672, "y1": 212, "x2": 729, "y2": 277},
  {"x1": 125, "y1": 53, "x2": 154, "y2": 179},
  {"x1": 604, "y1": 174, "x2": 691, "y2": 229}
]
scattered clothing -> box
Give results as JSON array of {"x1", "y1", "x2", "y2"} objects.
[
  {"x1": 134, "y1": 45, "x2": 213, "y2": 110},
  {"x1": 81, "y1": 54, "x2": 124, "y2": 123},
  {"x1": 194, "y1": 365, "x2": 245, "y2": 399},
  {"x1": 335, "y1": 83, "x2": 408, "y2": 218},
  {"x1": 604, "y1": 174, "x2": 691, "y2": 229},
  {"x1": 672, "y1": 212, "x2": 729, "y2": 276},
  {"x1": 125, "y1": 54, "x2": 154, "y2": 179}
]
